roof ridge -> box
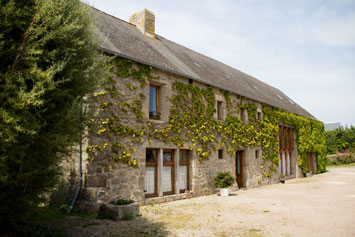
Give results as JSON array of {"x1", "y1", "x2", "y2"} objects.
[
  {"x1": 88, "y1": 5, "x2": 286, "y2": 94},
  {"x1": 92, "y1": 6, "x2": 315, "y2": 119},
  {"x1": 89, "y1": 6, "x2": 137, "y2": 28}
]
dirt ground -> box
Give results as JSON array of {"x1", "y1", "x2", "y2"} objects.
[{"x1": 51, "y1": 167, "x2": 355, "y2": 236}]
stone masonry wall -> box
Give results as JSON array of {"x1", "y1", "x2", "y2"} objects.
[{"x1": 67, "y1": 62, "x2": 301, "y2": 207}]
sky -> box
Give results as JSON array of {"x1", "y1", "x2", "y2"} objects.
[{"x1": 86, "y1": 0, "x2": 355, "y2": 126}]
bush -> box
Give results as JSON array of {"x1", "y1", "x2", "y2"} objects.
[
  {"x1": 213, "y1": 172, "x2": 235, "y2": 188},
  {"x1": 327, "y1": 148, "x2": 355, "y2": 165},
  {"x1": 0, "y1": 0, "x2": 106, "y2": 233},
  {"x1": 325, "y1": 126, "x2": 355, "y2": 155}
]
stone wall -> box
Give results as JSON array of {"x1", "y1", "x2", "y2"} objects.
[{"x1": 62, "y1": 62, "x2": 302, "y2": 207}]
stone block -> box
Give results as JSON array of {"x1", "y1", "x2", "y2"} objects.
[
  {"x1": 107, "y1": 173, "x2": 114, "y2": 179},
  {"x1": 78, "y1": 188, "x2": 97, "y2": 201},
  {"x1": 138, "y1": 177, "x2": 145, "y2": 190},
  {"x1": 111, "y1": 178, "x2": 121, "y2": 185},
  {"x1": 86, "y1": 175, "x2": 106, "y2": 187},
  {"x1": 98, "y1": 202, "x2": 139, "y2": 221}
]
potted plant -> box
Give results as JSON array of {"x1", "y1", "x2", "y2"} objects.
[
  {"x1": 213, "y1": 172, "x2": 235, "y2": 196},
  {"x1": 280, "y1": 174, "x2": 285, "y2": 184}
]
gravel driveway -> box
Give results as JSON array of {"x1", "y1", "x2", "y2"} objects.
[{"x1": 54, "y1": 166, "x2": 355, "y2": 236}]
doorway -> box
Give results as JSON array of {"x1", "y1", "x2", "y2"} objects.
[
  {"x1": 236, "y1": 151, "x2": 244, "y2": 188},
  {"x1": 307, "y1": 152, "x2": 316, "y2": 174}
]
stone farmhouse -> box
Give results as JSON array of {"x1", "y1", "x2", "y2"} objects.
[{"x1": 75, "y1": 7, "x2": 323, "y2": 207}]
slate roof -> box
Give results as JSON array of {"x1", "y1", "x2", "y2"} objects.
[{"x1": 92, "y1": 7, "x2": 315, "y2": 119}]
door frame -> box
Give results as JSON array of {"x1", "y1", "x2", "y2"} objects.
[{"x1": 236, "y1": 150, "x2": 244, "y2": 188}]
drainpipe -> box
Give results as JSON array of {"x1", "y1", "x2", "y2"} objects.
[{"x1": 69, "y1": 103, "x2": 83, "y2": 213}]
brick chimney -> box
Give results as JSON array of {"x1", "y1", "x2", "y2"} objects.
[{"x1": 129, "y1": 9, "x2": 155, "y2": 38}]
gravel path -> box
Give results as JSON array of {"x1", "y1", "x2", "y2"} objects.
[{"x1": 52, "y1": 166, "x2": 355, "y2": 236}]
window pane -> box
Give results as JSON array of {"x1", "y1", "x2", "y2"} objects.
[
  {"x1": 149, "y1": 86, "x2": 157, "y2": 118},
  {"x1": 146, "y1": 149, "x2": 156, "y2": 163},
  {"x1": 218, "y1": 149, "x2": 223, "y2": 159},
  {"x1": 179, "y1": 165, "x2": 187, "y2": 190},
  {"x1": 179, "y1": 150, "x2": 188, "y2": 162},
  {"x1": 163, "y1": 151, "x2": 172, "y2": 162},
  {"x1": 162, "y1": 166, "x2": 172, "y2": 192},
  {"x1": 217, "y1": 102, "x2": 221, "y2": 119},
  {"x1": 144, "y1": 167, "x2": 155, "y2": 194}
]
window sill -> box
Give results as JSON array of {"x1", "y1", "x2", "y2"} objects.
[
  {"x1": 148, "y1": 119, "x2": 165, "y2": 124},
  {"x1": 144, "y1": 192, "x2": 193, "y2": 205}
]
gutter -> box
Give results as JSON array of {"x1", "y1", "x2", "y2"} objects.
[{"x1": 69, "y1": 103, "x2": 83, "y2": 213}]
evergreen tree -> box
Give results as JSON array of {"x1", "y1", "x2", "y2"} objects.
[{"x1": 0, "y1": 0, "x2": 105, "y2": 232}]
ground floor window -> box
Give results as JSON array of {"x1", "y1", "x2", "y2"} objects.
[
  {"x1": 163, "y1": 149, "x2": 175, "y2": 195},
  {"x1": 279, "y1": 151, "x2": 292, "y2": 176},
  {"x1": 145, "y1": 148, "x2": 190, "y2": 198},
  {"x1": 145, "y1": 149, "x2": 158, "y2": 198},
  {"x1": 179, "y1": 150, "x2": 189, "y2": 193}
]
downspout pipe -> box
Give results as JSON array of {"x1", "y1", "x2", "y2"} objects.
[{"x1": 69, "y1": 103, "x2": 83, "y2": 213}]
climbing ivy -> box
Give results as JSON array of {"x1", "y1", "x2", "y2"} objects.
[
  {"x1": 262, "y1": 106, "x2": 327, "y2": 173},
  {"x1": 88, "y1": 57, "x2": 327, "y2": 176}
]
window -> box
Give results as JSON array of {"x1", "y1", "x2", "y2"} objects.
[
  {"x1": 162, "y1": 149, "x2": 175, "y2": 195},
  {"x1": 145, "y1": 149, "x2": 158, "y2": 198},
  {"x1": 179, "y1": 150, "x2": 189, "y2": 193},
  {"x1": 149, "y1": 85, "x2": 160, "y2": 120},
  {"x1": 257, "y1": 112, "x2": 262, "y2": 121},
  {"x1": 278, "y1": 125, "x2": 295, "y2": 176},
  {"x1": 218, "y1": 149, "x2": 223, "y2": 159},
  {"x1": 188, "y1": 79, "x2": 193, "y2": 85},
  {"x1": 255, "y1": 150, "x2": 259, "y2": 159},
  {"x1": 241, "y1": 108, "x2": 248, "y2": 124},
  {"x1": 217, "y1": 101, "x2": 223, "y2": 120}
]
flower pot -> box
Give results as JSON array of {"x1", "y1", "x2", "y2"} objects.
[
  {"x1": 305, "y1": 172, "x2": 312, "y2": 177},
  {"x1": 280, "y1": 179, "x2": 285, "y2": 184},
  {"x1": 220, "y1": 188, "x2": 229, "y2": 196}
]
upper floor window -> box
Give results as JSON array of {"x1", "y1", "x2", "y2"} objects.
[
  {"x1": 149, "y1": 85, "x2": 160, "y2": 120},
  {"x1": 218, "y1": 149, "x2": 224, "y2": 159},
  {"x1": 279, "y1": 125, "x2": 294, "y2": 151},
  {"x1": 257, "y1": 112, "x2": 262, "y2": 121},
  {"x1": 241, "y1": 108, "x2": 248, "y2": 124},
  {"x1": 255, "y1": 150, "x2": 259, "y2": 159},
  {"x1": 217, "y1": 101, "x2": 223, "y2": 120}
]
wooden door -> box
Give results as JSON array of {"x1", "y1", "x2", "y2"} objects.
[
  {"x1": 236, "y1": 151, "x2": 244, "y2": 188},
  {"x1": 307, "y1": 152, "x2": 313, "y2": 173}
]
